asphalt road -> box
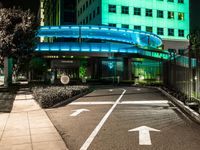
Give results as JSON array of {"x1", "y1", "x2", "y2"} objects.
[{"x1": 46, "y1": 86, "x2": 200, "y2": 150}]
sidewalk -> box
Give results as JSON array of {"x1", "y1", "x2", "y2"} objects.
[{"x1": 0, "y1": 88, "x2": 68, "y2": 150}]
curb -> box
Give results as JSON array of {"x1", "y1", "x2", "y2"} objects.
[
  {"x1": 157, "y1": 87, "x2": 200, "y2": 124},
  {"x1": 51, "y1": 89, "x2": 93, "y2": 108}
]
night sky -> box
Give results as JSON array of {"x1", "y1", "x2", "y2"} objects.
[
  {"x1": 0, "y1": 0, "x2": 200, "y2": 30},
  {"x1": 0, "y1": 0, "x2": 39, "y2": 15}
]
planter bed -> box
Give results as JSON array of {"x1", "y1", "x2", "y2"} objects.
[{"x1": 32, "y1": 85, "x2": 90, "y2": 108}]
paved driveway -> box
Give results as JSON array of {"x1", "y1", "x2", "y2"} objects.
[{"x1": 46, "y1": 86, "x2": 200, "y2": 150}]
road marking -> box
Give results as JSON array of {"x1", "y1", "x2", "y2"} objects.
[
  {"x1": 70, "y1": 109, "x2": 90, "y2": 117},
  {"x1": 69, "y1": 102, "x2": 115, "y2": 105},
  {"x1": 121, "y1": 100, "x2": 169, "y2": 104},
  {"x1": 69, "y1": 100, "x2": 168, "y2": 105},
  {"x1": 80, "y1": 89, "x2": 126, "y2": 150},
  {"x1": 129, "y1": 126, "x2": 160, "y2": 145}
]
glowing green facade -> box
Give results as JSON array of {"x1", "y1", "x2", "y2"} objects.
[{"x1": 77, "y1": 0, "x2": 189, "y2": 41}]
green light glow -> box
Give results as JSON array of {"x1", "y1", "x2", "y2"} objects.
[{"x1": 102, "y1": 0, "x2": 189, "y2": 40}]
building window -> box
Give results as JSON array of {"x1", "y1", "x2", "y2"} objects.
[
  {"x1": 64, "y1": 12, "x2": 75, "y2": 23},
  {"x1": 89, "y1": 13, "x2": 92, "y2": 20},
  {"x1": 109, "y1": 23, "x2": 116, "y2": 27},
  {"x1": 134, "y1": 7, "x2": 141, "y2": 16},
  {"x1": 157, "y1": 27, "x2": 164, "y2": 35},
  {"x1": 83, "y1": 4, "x2": 85, "y2": 11},
  {"x1": 121, "y1": 6, "x2": 129, "y2": 14},
  {"x1": 168, "y1": 0, "x2": 174, "y2": 2},
  {"x1": 134, "y1": 25, "x2": 141, "y2": 30},
  {"x1": 86, "y1": 1, "x2": 88, "y2": 8},
  {"x1": 178, "y1": 12, "x2": 184, "y2": 20},
  {"x1": 157, "y1": 10, "x2": 163, "y2": 18},
  {"x1": 178, "y1": 29, "x2": 184, "y2": 37},
  {"x1": 108, "y1": 5, "x2": 116, "y2": 13},
  {"x1": 168, "y1": 28, "x2": 174, "y2": 36},
  {"x1": 86, "y1": 16, "x2": 88, "y2": 24},
  {"x1": 146, "y1": 9, "x2": 152, "y2": 17},
  {"x1": 146, "y1": 26, "x2": 153, "y2": 32},
  {"x1": 122, "y1": 24, "x2": 129, "y2": 28},
  {"x1": 80, "y1": 7, "x2": 82, "y2": 14},
  {"x1": 168, "y1": 11, "x2": 174, "y2": 19},
  {"x1": 89, "y1": 0, "x2": 92, "y2": 5},
  {"x1": 93, "y1": 10, "x2": 95, "y2": 18},
  {"x1": 178, "y1": 0, "x2": 184, "y2": 3},
  {"x1": 97, "y1": 6, "x2": 100, "y2": 15}
]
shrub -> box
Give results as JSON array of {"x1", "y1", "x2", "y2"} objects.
[{"x1": 32, "y1": 86, "x2": 89, "y2": 108}]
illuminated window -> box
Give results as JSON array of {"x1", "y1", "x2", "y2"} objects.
[
  {"x1": 168, "y1": 28, "x2": 174, "y2": 36},
  {"x1": 122, "y1": 24, "x2": 129, "y2": 28},
  {"x1": 178, "y1": 29, "x2": 184, "y2": 37},
  {"x1": 108, "y1": 5, "x2": 116, "y2": 13},
  {"x1": 157, "y1": 10, "x2": 163, "y2": 18},
  {"x1": 157, "y1": 27, "x2": 164, "y2": 35},
  {"x1": 168, "y1": 11, "x2": 174, "y2": 19},
  {"x1": 178, "y1": 0, "x2": 184, "y2": 3},
  {"x1": 146, "y1": 26, "x2": 153, "y2": 32},
  {"x1": 146, "y1": 9, "x2": 152, "y2": 17},
  {"x1": 134, "y1": 7, "x2": 141, "y2": 16},
  {"x1": 178, "y1": 12, "x2": 184, "y2": 20},
  {"x1": 121, "y1": 6, "x2": 129, "y2": 14},
  {"x1": 134, "y1": 25, "x2": 141, "y2": 30},
  {"x1": 109, "y1": 23, "x2": 116, "y2": 27}
]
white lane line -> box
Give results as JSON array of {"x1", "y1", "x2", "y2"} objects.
[
  {"x1": 121, "y1": 100, "x2": 169, "y2": 104},
  {"x1": 80, "y1": 89, "x2": 126, "y2": 150},
  {"x1": 69, "y1": 100, "x2": 169, "y2": 105},
  {"x1": 69, "y1": 102, "x2": 115, "y2": 105}
]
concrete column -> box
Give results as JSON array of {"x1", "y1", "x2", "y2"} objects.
[
  {"x1": 123, "y1": 57, "x2": 132, "y2": 80},
  {"x1": 91, "y1": 58, "x2": 102, "y2": 79}
]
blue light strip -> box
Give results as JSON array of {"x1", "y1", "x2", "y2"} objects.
[
  {"x1": 38, "y1": 25, "x2": 162, "y2": 49},
  {"x1": 36, "y1": 42, "x2": 196, "y2": 68},
  {"x1": 37, "y1": 25, "x2": 196, "y2": 68}
]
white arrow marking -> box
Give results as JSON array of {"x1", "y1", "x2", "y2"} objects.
[
  {"x1": 70, "y1": 109, "x2": 90, "y2": 117},
  {"x1": 128, "y1": 126, "x2": 160, "y2": 145}
]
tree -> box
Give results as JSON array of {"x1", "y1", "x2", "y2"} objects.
[
  {"x1": 0, "y1": 8, "x2": 39, "y2": 86},
  {"x1": 188, "y1": 29, "x2": 200, "y2": 57},
  {"x1": 188, "y1": 29, "x2": 200, "y2": 98}
]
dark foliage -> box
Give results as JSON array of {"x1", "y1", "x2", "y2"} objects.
[{"x1": 0, "y1": 7, "x2": 39, "y2": 70}]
